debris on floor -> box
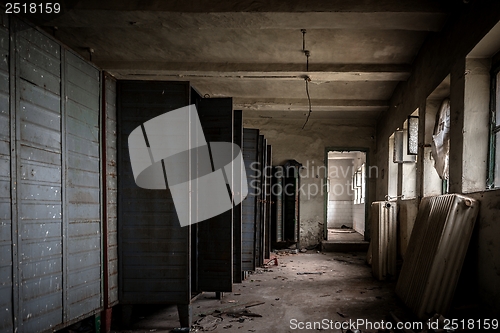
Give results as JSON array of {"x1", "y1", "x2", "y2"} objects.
[
  {"x1": 193, "y1": 315, "x2": 222, "y2": 331},
  {"x1": 264, "y1": 257, "x2": 278, "y2": 266},
  {"x1": 112, "y1": 252, "x2": 414, "y2": 333},
  {"x1": 226, "y1": 309, "x2": 262, "y2": 318}
]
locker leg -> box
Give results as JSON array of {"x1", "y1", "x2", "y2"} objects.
[
  {"x1": 216, "y1": 292, "x2": 224, "y2": 300},
  {"x1": 119, "y1": 305, "x2": 133, "y2": 328},
  {"x1": 101, "y1": 308, "x2": 113, "y2": 333},
  {"x1": 177, "y1": 304, "x2": 192, "y2": 327}
]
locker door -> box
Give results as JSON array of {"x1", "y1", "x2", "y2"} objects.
[
  {"x1": 241, "y1": 129, "x2": 259, "y2": 271},
  {"x1": 64, "y1": 50, "x2": 102, "y2": 321},
  {"x1": 254, "y1": 135, "x2": 264, "y2": 267},
  {"x1": 284, "y1": 165, "x2": 299, "y2": 242},
  {"x1": 117, "y1": 81, "x2": 191, "y2": 305},
  {"x1": 16, "y1": 22, "x2": 64, "y2": 333},
  {"x1": 102, "y1": 73, "x2": 119, "y2": 308},
  {"x1": 0, "y1": 13, "x2": 12, "y2": 333},
  {"x1": 264, "y1": 145, "x2": 272, "y2": 259},
  {"x1": 196, "y1": 98, "x2": 234, "y2": 292},
  {"x1": 271, "y1": 167, "x2": 284, "y2": 243},
  {"x1": 233, "y1": 110, "x2": 243, "y2": 283}
]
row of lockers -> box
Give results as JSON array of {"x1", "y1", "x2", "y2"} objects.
[
  {"x1": 0, "y1": 13, "x2": 300, "y2": 332},
  {"x1": 117, "y1": 80, "x2": 277, "y2": 327}
]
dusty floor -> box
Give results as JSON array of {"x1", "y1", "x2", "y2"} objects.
[{"x1": 111, "y1": 252, "x2": 411, "y2": 333}]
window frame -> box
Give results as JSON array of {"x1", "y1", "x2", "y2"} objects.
[{"x1": 487, "y1": 60, "x2": 500, "y2": 189}]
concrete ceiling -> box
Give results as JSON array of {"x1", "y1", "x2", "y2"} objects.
[{"x1": 31, "y1": 0, "x2": 454, "y2": 122}]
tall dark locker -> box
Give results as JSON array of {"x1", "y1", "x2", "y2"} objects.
[
  {"x1": 233, "y1": 110, "x2": 243, "y2": 283},
  {"x1": 264, "y1": 145, "x2": 272, "y2": 259},
  {"x1": 283, "y1": 161, "x2": 301, "y2": 243},
  {"x1": 254, "y1": 135, "x2": 264, "y2": 267},
  {"x1": 196, "y1": 97, "x2": 234, "y2": 293},
  {"x1": 117, "y1": 81, "x2": 193, "y2": 326},
  {"x1": 258, "y1": 137, "x2": 269, "y2": 264},
  {"x1": 241, "y1": 129, "x2": 259, "y2": 271},
  {"x1": 271, "y1": 167, "x2": 285, "y2": 243}
]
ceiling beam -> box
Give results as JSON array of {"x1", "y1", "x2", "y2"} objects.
[
  {"x1": 234, "y1": 98, "x2": 388, "y2": 112},
  {"x1": 102, "y1": 62, "x2": 411, "y2": 82}
]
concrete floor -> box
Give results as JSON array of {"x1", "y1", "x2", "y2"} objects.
[{"x1": 111, "y1": 252, "x2": 410, "y2": 332}]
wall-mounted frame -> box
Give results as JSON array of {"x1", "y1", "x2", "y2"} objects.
[
  {"x1": 407, "y1": 115, "x2": 419, "y2": 155},
  {"x1": 393, "y1": 129, "x2": 417, "y2": 163}
]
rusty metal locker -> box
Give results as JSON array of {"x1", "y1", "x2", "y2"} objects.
[{"x1": 3, "y1": 17, "x2": 104, "y2": 333}]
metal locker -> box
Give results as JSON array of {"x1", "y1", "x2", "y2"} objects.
[
  {"x1": 233, "y1": 110, "x2": 243, "y2": 283},
  {"x1": 101, "y1": 72, "x2": 119, "y2": 332},
  {"x1": 271, "y1": 167, "x2": 284, "y2": 243},
  {"x1": 241, "y1": 129, "x2": 259, "y2": 271},
  {"x1": 0, "y1": 13, "x2": 12, "y2": 333},
  {"x1": 196, "y1": 98, "x2": 234, "y2": 292},
  {"x1": 264, "y1": 145, "x2": 272, "y2": 259},
  {"x1": 117, "y1": 81, "x2": 192, "y2": 325},
  {"x1": 254, "y1": 135, "x2": 264, "y2": 267},
  {"x1": 6, "y1": 17, "x2": 104, "y2": 333},
  {"x1": 64, "y1": 50, "x2": 102, "y2": 322},
  {"x1": 15, "y1": 21, "x2": 64, "y2": 332},
  {"x1": 283, "y1": 161, "x2": 301, "y2": 243}
]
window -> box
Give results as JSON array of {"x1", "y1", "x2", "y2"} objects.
[
  {"x1": 488, "y1": 69, "x2": 500, "y2": 188},
  {"x1": 352, "y1": 164, "x2": 365, "y2": 204}
]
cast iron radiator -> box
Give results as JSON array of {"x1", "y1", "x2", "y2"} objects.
[
  {"x1": 395, "y1": 194, "x2": 479, "y2": 319},
  {"x1": 370, "y1": 201, "x2": 398, "y2": 280}
]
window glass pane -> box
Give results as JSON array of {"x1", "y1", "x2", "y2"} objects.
[
  {"x1": 408, "y1": 116, "x2": 419, "y2": 155},
  {"x1": 495, "y1": 134, "x2": 500, "y2": 187}
]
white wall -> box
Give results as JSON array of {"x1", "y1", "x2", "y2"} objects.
[
  {"x1": 327, "y1": 201, "x2": 353, "y2": 228},
  {"x1": 352, "y1": 203, "x2": 365, "y2": 234}
]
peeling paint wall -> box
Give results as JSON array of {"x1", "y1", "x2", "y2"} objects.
[{"x1": 243, "y1": 116, "x2": 375, "y2": 247}]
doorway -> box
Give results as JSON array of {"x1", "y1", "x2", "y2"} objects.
[{"x1": 325, "y1": 150, "x2": 367, "y2": 241}]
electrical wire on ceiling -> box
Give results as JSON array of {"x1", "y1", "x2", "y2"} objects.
[
  {"x1": 301, "y1": 76, "x2": 312, "y2": 130},
  {"x1": 301, "y1": 29, "x2": 312, "y2": 130}
]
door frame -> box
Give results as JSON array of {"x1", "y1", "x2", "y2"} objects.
[{"x1": 323, "y1": 147, "x2": 370, "y2": 241}]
